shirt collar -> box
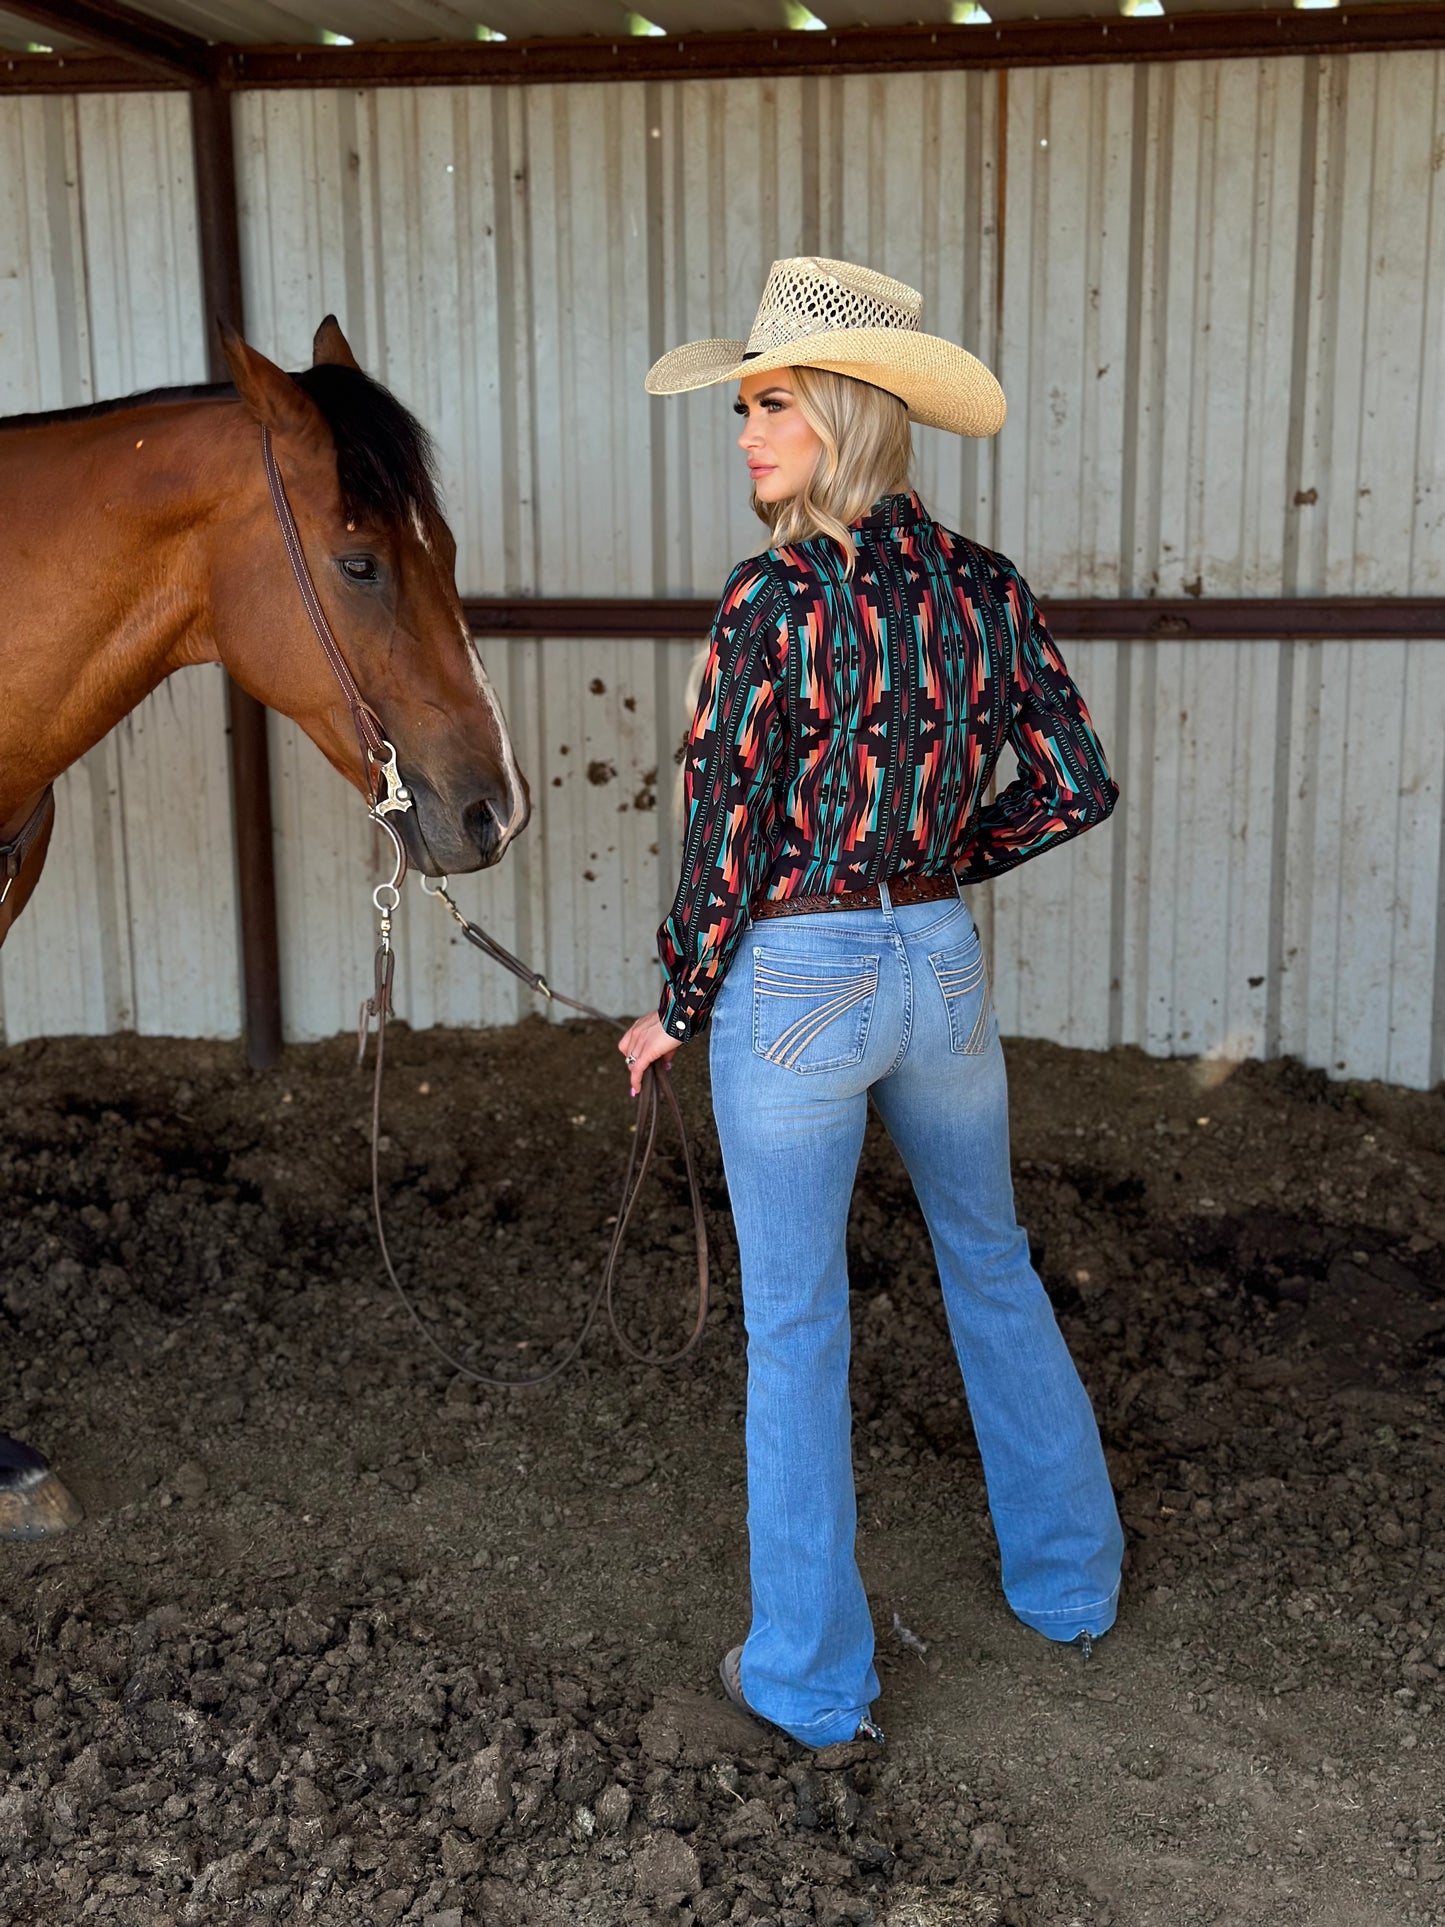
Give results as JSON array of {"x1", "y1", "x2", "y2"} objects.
[{"x1": 852, "y1": 490, "x2": 928, "y2": 536}]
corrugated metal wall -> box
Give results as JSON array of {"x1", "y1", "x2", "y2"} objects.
[
  {"x1": 990, "y1": 54, "x2": 1445, "y2": 1087},
  {"x1": 3, "y1": 54, "x2": 1442, "y2": 1084}
]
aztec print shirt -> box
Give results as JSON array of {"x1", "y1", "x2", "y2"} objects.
[{"x1": 656, "y1": 490, "x2": 1118, "y2": 1043}]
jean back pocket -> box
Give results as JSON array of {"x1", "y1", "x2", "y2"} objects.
[
  {"x1": 928, "y1": 931, "x2": 992, "y2": 1054},
  {"x1": 752, "y1": 949, "x2": 879, "y2": 1074}
]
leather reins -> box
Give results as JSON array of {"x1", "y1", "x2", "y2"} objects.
[
  {"x1": 260, "y1": 426, "x2": 710, "y2": 1389},
  {"x1": 0, "y1": 787, "x2": 55, "y2": 910}
]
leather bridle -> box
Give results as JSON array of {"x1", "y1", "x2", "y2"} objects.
[
  {"x1": 261, "y1": 426, "x2": 414, "y2": 835},
  {"x1": 260, "y1": 425, "x2": 710, "y2": 1388}
]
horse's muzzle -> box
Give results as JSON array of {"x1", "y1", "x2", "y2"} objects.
[{"x1": 402, "y1": 774, "x2": 521, "y2": 875}]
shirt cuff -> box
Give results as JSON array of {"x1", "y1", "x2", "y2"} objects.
[{"x1": 657, "y1": 983, "x2": 710, "y2": 1045}]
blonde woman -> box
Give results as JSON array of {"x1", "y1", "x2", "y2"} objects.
[{"x1": 620, "y1": 259, "x2": 1123, "y2": 1750}]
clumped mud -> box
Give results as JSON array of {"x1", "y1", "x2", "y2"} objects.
[{"x1": 1, "y1": 1020, "x2": 1443, "y2": 1927}]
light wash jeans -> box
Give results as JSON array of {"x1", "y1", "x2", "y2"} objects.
[{"x1": 707, "y1": 885, "x2": 1123, "y2": 1746}]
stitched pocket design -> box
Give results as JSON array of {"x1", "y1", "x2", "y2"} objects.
[
  {"x1": 928, "y1": 935, "x2": 992, "y2": 1055},
  {"x1": 752, "y1": 951, "x2": 879, "y2": 1074}
]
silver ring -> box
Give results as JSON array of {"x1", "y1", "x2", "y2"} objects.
[{"x1": 625, "y1": 1054, "x2": 637, "y2": 1065}]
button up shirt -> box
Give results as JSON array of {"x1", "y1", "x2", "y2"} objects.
[{"x1": 657, "y1": 491, "x2": 1118, "y2": 1043}]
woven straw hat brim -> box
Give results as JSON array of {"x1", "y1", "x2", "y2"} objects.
[{"x1": 645, "y1": 326, "x2": 1006, "y2": 438}]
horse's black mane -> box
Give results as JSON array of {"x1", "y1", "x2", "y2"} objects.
[{"x1": 0, "y1": 365, "x2": 441, "y2": 530}]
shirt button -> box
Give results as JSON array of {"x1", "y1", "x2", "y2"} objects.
[{"x1": 674, "y1": 1022, "x2": 686, "y2": 1034}]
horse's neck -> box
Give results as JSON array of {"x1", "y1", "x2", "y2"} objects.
[{"x1": 0, "y1": 401, "x2": 242, "y2": 814}]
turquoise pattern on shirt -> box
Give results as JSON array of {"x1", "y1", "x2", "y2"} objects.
[{"x1": 657, "y1": 491, "x2": 1118, "y2": 1042}]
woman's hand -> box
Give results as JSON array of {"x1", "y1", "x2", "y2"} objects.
[{"x1": 618, "y1": 1012, "x2": 683, "y2": 1097}]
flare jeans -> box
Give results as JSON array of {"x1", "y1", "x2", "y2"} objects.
[{"x1": 707, "y1": 886, "x2": 1123, "y2": 1746}]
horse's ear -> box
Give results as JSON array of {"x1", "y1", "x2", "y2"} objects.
[
  {"x1": 221, "y1": 323, "x2": 328, "y2": 447},
  {"x1": 312, "y1": 315, "x2": 361, "y2": 370}
]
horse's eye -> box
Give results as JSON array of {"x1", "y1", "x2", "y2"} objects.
[{"x1": 339, "y1": 555, "x2": 379, "y2": 583}]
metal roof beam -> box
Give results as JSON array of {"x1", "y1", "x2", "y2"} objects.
[
  {"x1": 221, "y1": 6, "x2": 1445, "y2": 88},
  {"x1": 3, "y1": 4, "x2": 1443, "y2": 91},
  {"x1": 0, "y1": 0, "x2": 211, "y2": 82},
  {"x1": 0, "y1": 47, "x2": 169, "y2": 85}
]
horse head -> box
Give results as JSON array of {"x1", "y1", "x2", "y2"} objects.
[{"x1": 214, "y1": 318, "x2": 528, "y2": 875}]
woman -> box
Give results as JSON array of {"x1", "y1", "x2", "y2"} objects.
[{"x1": 620, "y1": 258, "x2": 1124, "y2": 1751}]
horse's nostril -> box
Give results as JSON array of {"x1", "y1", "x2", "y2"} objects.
[{"x1": 464, "y1": 796, "x2": 502, "y2": 857}]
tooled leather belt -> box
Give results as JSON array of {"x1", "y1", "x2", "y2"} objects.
[{"x1": 751, "y1": 873, "x2": 960, "y2": 921}]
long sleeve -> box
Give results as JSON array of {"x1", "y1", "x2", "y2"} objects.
[
  {"x1": 656, "y1": 561, "x2": 788, "y2": 1043},
  {"x1": 952, "y1": 570, "x2": 1118, "y2": 885}
]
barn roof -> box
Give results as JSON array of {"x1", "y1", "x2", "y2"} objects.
[{"x1": 0, "y1": 0, "x2": 1433, "y2": 71}]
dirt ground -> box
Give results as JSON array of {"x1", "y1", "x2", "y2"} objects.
[{"x1": 2, "y1": 1016, "x2": 1443, "y2": 1927}]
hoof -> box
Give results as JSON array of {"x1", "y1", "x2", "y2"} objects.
[{"x1": 0, "y1": 1438, "x2": 84, "y2": 1540}]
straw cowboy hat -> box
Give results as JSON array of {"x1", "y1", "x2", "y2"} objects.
[{"x1": 645, "y1": 255, "x2": 1006, "y2": 438}]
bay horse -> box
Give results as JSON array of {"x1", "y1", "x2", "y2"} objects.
[{"x1": 0, "y1": 316, "x2": 530, "y2": 1539}]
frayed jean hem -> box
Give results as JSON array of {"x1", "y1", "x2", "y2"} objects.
[
  {"x1": 1009, "y1": 1583, "x2": 1120, "y2": 1643},
  {"x1": 767, "y1": 1706, "x2": 871, "y2": 1748}
]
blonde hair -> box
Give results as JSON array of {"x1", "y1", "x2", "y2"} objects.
[{"x1": 756, "y1": 365, "x2": 912, "y2": 574}]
